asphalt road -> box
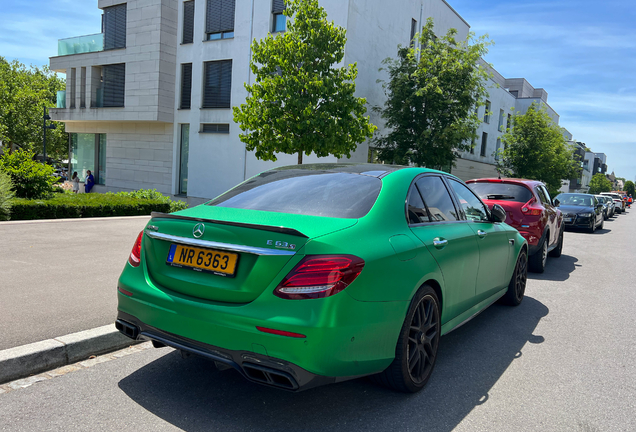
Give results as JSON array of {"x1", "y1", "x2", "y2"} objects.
[
  {"x1": 0, "y1": 216, "x2": 150, "y2": 350},
  {"x1": 2, "y1": 211, "x2": 635, "y2": 431}
]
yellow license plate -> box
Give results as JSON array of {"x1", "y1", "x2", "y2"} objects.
[{"x1": 167, "y1": 244, "x2": 239, "y2": 277}]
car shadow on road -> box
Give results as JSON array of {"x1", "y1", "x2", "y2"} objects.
[
  {"x1": 530, "y1": 254, "x2": 578, "y2": 282},
  {"x1": 118, "y1": 297, "x2": 549, "y2": 432}
]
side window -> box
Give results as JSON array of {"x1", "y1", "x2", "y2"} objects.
[
  {"x1": 415, "y1": 177, "x2": 459, "y2": 222},
  {"x1": 448, "y1": 179, "x2": 489, "y2": 222},
  {"x1": 536, "y1": 186, "x2": 549, "y2": 205},
  {"x1": 406, "y1": 186, "x2": 430, "y2": 224},
  {"x1": 540, "y1": 185, "x2": 552, "y2": 204}
]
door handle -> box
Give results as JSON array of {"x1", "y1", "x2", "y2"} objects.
[
  {"x1": 477, "y1": 230, "x2": 488, "y2": 237},
  {"x1": 433, "y1": 238, "x2": 448, "y2": 248}
]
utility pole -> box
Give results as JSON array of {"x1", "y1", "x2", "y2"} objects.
[{"x1": 42, "y1": 105, "x2": 57, "y2": 165}]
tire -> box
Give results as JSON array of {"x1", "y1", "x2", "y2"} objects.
[
  {"x1": 588, "y1": 220, "x2": 596, "y2": 233},
  {"x1": 599, "y1": 218, "x2": 604, "y2": 230},
  {"x1": 374, "y1": 285, "x2": 441, "y2": 393},
  {"x1": 501, "y1": 248, "x2": 528, "y2": 306},
  {"x1": 549, "y1": 228, "x2": 563, "y2": 258},
  {"x1": 529, "y1": 236, "x2": 548, "y2": 273}
]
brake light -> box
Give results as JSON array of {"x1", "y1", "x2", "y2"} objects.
[
  {"x1": 521, "y1": 197, "x2": 542, "y2": 216},
  {"x1": 128, "y1": 231, "x2": 144, "y2": 267},
  {"x1": 274, "y1": 255, "x2": 365, "y2": 300}
]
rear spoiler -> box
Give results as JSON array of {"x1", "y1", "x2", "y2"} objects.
[{"x1": 150, "y1": 212, "x2": 309, "y2": 238}]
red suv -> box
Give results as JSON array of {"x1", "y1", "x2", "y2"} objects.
[{"x1": 466, "y1": 178, "x2": 564, "y2": 273}]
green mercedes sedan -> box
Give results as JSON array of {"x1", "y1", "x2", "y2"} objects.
[{"x1": 115, "y1": 164, "x2": 527, "y2": 393}]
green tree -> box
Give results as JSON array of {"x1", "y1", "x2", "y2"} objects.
[
  {"x1": 0, "y1": 170, "x2": 14, "y2": 221},
  {"x1": 497, "y1": 103, "x2": 580, "y2": 197},
  {"x1": 0, "y1": 149, "x2": 56, "y2": 199},
  {"x1": 0, "y1": 57, "x2": 68, "y2": 160},
  {"x1": 233, "y1": 0, "x2": 375, "y2": 164},
  {"x1": 373, "y1": 18, "x2": 492, "y2": 169},
  {"x1": 624, "y1": 180, "x2": 635, "y2": 197},
  {"x1": 587, "y1": 173, "x2": 613, "y2": 194}
]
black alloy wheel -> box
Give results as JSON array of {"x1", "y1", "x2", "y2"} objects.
[
  {"x1": 375, "y1": 285, "x2": 441, "y2": 393},
  {"x1": 501, "y1": 249, "x2": 528, "y2": 306},
  {"x1": 406, "y1": 295, "x2": 440, "y2": 386}
]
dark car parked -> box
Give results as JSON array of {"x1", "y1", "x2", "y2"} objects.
[
  {"x1": 554, "y1": 193, "x2": 604, "y2": 233},
  {"x1": 467, "y1": 178, "x2": 563, "y2": 273}
]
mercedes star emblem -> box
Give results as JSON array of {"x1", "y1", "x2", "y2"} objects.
[{"x1": 193, "y1": 223, "x2": 205, "y2": 239}]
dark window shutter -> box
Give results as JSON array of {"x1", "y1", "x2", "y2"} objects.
[
  {"x1": 103, "y1": 4, "x2": 127, "y2": 50},
  {"x1": 272, "y1": 0, "x2": 285, "y2": 13},
  {"x1": 206, "y1": 0, "x2": 235, "y2": 34},
  {"x1": 203, "y1": 60, "x2": 232, "y2": 108},
  {"x1": 201, "y1": 123, "x2": 230, "y2": 133},
  {"x1": 180, "y1": 63, "x2": 193, "y2": 109},
  {"x1": 183, "y1": 1, "x2": 195, "y2": 44},
  {"x1": 103, "y1": 64, "x2": 125, "y2": 107}
]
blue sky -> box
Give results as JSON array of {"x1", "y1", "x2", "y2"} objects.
[
  {"x1": 2, "y1": 0, "x2": 634, "y2": 181},
  {"x1": 450, "y1": 0, "x2": 636, "y2": 182}
]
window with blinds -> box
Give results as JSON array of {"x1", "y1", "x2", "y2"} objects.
[
  {"x1": 103, "y1": 4, "x2": 127, "y2": 50},
  {"x1": 272, "y1": 0, "x2": 286, "y2": 32},
  {"x1": 102, "y1": 64, "x2": 125, "y2": 107},
  {"x1": 203, "y1": 60, "x2": 232, "y2": 108},
  {"x1": 182, "y1": 1, "x2": 195, "y2": 44},
  {"x1": 200, "y1": 123, "x2": 230, "y2": 133},
  {"x1": 206, "y1": 0, "x2": 235, "y2": 40},
  {"x1": 180, "y1": 63, "x2": 193, "y2": 109}
]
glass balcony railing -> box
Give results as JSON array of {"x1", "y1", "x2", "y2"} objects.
[
  {"x1": 58, "y1": 33, "x2": 104, "y2": 56},
  {"x1": 56, "y1": 91, "x2": 66, "y2": 108}
]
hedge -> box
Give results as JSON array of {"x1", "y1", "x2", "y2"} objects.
[{"x1": 10, "y1": 194, "x2": 171, "y2": 220}]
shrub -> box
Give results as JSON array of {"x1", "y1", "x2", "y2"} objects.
[
  {"x1": 0, "y1": 149, "x2": 56, "y2": 199},
  {"x1": 111, "y1": 189, "x2": 188, "y2": 213},
  {"x1": 10, "y1": 193, "x2": 170, "y2": 220},
  {"x1": 0, "y1": 170, "x2": 15, "y2": 221}
]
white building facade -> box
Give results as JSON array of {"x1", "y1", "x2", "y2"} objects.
[{"x1": 49, "y1": 0, "x2": 564, "y2": 204}]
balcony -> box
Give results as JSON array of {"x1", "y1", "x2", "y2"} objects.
[{"x1": 57, "y1": 33, "x2": 104, "y2": 56}]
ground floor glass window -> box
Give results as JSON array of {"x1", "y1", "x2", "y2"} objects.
[
  {"x1": 179, "y1": 124, "x2": 189, "y2": 195},
  {"x1": 70, "y1": 133, "x2": 107, "y2": 185}
]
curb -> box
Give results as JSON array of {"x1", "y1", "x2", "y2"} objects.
[{"x1": 0, "y1": 325, "x2": 139, "y2": 384}]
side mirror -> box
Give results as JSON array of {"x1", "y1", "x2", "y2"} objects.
[
  {"x1": 553, "y1": 198, "x2": 560, "y2": 207},
  {"x1": 597, "y1": 203, "x2": 604, "y2": 210},
  {"x1": 490, "y1": 204, "x2": 507, "y2": 223}
]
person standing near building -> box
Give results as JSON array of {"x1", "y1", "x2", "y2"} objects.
[
  {"x1": 71, "y1": 172, "x2": 80, "y2": 193},
  {"x1": 84, "y1": 170, "x2": 95, "y2": 193}
]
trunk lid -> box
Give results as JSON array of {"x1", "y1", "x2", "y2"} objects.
[{"x1": 142, "y1": 206, "x2": 357, "y2": 303}]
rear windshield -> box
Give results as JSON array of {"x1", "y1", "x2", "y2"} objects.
[
  {"x1": 207, "y1": 171, "x2": 382, "y2": 218},
  {"x1": 467, "y1": 182, "x2": 533, "y2": 203}
]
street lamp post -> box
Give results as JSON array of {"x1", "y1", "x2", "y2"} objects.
[{"x1": 42, "y1": 105, "x2": 57, "y2": 165}]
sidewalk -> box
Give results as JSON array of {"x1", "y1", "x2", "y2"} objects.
[{"x1": 0, "y1": 216, "x2": 150, "y2": 382}]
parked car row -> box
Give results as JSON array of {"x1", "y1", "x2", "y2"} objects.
[{"x1": 113, "y1": 164, "x2": 623, "y2": 395}]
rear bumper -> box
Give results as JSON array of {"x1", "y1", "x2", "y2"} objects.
[
  {"x1": 116, "y1": 265, "x2": 407, "y2": 390},
  {"x1": 116, "y1": 312, "x2": 339, "y2": 391}
]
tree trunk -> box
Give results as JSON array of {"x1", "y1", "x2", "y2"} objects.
[{"x1": 297, "y1": 152, "x2": 303, "y2": 165}]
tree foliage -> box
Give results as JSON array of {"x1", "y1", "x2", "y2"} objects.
[
  {"x1": 624, "y1": 180, "x2": 635, "y2": 197},
  {"x1": 0, "y1": 57, "x2": 68, "y2": 160},
  {"x1": 233, "y1": 0, "x2": 376, "y2": 164},
  {"x1": 0, "y1": 170, "x2": 14, "y2": 221},
  {"x1": 497, "y1": 103, "x2": 580, "y2": 197},
  {"x1": 0, "y1": 149, "x2": 56, "y2": 199},
  {"x1": 373, "y1": 18, "x2": 492, "y2": 169},
  {"x1": 587, "y1": 173, "x2": 613, "y2": 195}
]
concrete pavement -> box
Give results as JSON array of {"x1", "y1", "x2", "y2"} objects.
[{"x1": 0, "y1": 216, "x2": 150, "y2": 350}]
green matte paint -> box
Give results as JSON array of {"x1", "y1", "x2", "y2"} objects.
[{"x1": 117, "y1": 166, "x2": 526, "y2": 381}]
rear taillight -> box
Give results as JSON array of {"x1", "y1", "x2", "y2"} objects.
[
  {"x1": 128, "y1": 231, "x2": 144, "y2": 267},
  {"x1": 521, "y1": 197, "x2": 543, "y2": 216},
  {"x1": 274, "y1": 255, "x2": 365, "y2": 300}
]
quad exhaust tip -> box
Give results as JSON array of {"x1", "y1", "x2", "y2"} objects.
[{"x1": 115, "y1": 319, "x2": 139, "y2": 339}]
